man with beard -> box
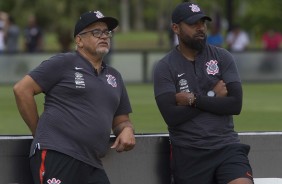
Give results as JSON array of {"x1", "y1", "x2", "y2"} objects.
[
  {"x1": 14, "y1": 11, "x2": 135, "y2": 184},
  {"x1": 153, "y1": 2, "x2": 253, "y2": 184}
]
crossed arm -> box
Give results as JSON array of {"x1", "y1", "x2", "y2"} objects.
[
  {"x1": 155, "y1": 80, "x2": 242, "y2": 127},
  {"x1": 176, "y1": 80, "x2": 242, "y2": 115}
]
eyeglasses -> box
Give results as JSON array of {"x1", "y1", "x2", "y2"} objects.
[{"x1": 79, "y1": 29, "x2": 113, "y2": 38}]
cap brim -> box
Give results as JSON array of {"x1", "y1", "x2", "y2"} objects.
[
  {"x1": 183, "y1": 14, "x2": 212, "y2": 24},
  {"x1": 97, "y1": 17, "x2": 119, "y2": 31}
]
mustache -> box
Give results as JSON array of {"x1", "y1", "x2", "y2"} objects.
[
  {"x1": 194, "y1": 32, "x2": 206, "y2": 37},
  {"x1": 98, "y1": 40, "x2": 109, "y2": 45}
]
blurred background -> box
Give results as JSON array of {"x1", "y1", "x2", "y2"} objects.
[
  {"x1": 1, "y1": 0, "x2": 282, "y2": 135},
  {"x1": 1, "y1": 0, "x2": 282, "y2": 51}
]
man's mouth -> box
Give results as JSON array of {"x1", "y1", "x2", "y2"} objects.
[
  {"x1": 195, "y1": 34, "x2": 205, "y2": 39},
  {"x1": 98, "y1": 42, "x2": 108, "y2": 46}
]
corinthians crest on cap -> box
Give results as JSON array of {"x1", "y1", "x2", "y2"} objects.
[
  {"x1": 74, "y1": 10, "x2": 118, "y2": 37},
  {"x1": 171, "y1": 2, "x2": 212, "y2": 24},
  {"x1": 189, "y1": 4, "x2": 201, "y2": 12},
  {"x1": 94, "y1": 11, "x2": 104, "y2": 18}
]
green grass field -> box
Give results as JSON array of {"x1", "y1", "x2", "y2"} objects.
[{"x1": 1, "y1": 83, "x2": 282, "y2": 135}]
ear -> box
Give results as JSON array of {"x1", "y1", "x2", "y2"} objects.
[
  {"x1": 171, "y1": 23, "x2": 179, "y2": 34},
  {"x1": 75, "y1": 36, "x2": 83, "y2": 48}
]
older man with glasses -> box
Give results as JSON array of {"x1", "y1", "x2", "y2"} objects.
[{"x1": 13, "y1": 10, "x2": 135, "y2": 184}]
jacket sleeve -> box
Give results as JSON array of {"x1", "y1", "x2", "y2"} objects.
[
  {"x1": 195, "y1": 82, "x2": 242, "y2": 115},
  {"x1": 155, "y1": 92, "x2": 202, "y2": 127}
]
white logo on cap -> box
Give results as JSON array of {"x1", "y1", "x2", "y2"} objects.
[
  {"x1": 94, "y1": 11, "x2": 104, "y2": 18},
  {"x1": 189, "y1": 4, "x2": 201, "y2": 12}
]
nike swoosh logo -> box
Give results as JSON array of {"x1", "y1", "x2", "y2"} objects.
[
  {"x1": 75, "y1": 67, "x2": 83, "y2": 70},
  {"x1": 177, "y1": 73, "x2": 185, "y2": 77}
]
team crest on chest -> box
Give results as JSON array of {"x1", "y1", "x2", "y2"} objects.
[
  {"x1": 106, "y1": 74, "x2": 117, "y2": 87},
  {"x1": 206, "y1": 60, "x2": 219, "y2": 75}
]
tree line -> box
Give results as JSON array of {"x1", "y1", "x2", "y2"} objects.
[{"x1": 1, "y1": 0, "x2": 282, "y2": 51}]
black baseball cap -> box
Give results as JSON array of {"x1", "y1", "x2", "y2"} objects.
[
  {"x1": 74, "y1": 10, "x2": 118, "y2": 37},
  {"x1": 172, "y1": 2, "x2": 212, "y2": 24}
]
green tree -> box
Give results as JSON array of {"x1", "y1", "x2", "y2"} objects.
[
  {"x1": 0, "y1": 0, "x2": 120, "y2": 51},
  {"x1": 1, "y1": 0, "x2": 282, "y2": 51}
]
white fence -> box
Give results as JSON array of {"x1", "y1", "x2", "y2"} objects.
[
  {"x1": 1, "y1": 132, "x2": 282, "y2": 184},
  {"x1": 1, "y1": 51, "x2": 282, "y2": 84}
]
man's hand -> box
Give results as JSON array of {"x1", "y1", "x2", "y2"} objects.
[
  {"x1": 111, "y1": 127, "x2": 135, "y2": 152},
  {"x1": 175, "y1": 92, "x2": 195, "y2": 106},
  {"x1": 112, "y1": 115, "x2": 135, "y2": 152},
  {"x1": 213, "y1": 80, "x2": 228, "y2": 97}
]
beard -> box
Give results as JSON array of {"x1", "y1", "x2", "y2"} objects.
[
  {"x1": 96, "y1": 47, "x2": 109, "y2": 57},
  {"x1": 180, "y1": 32, "x2": 207, "y2": 52}
]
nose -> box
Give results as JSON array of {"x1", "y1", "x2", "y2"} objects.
[
  {"x1": 100, "y1": 33, "x2": 109, "y2": 39},
  {"x1": 193, "y1": 19, "x2": 205, "y2": 30},
  {"x1": 197, "y1": 22, "x2": 205, "y2": 31}
]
